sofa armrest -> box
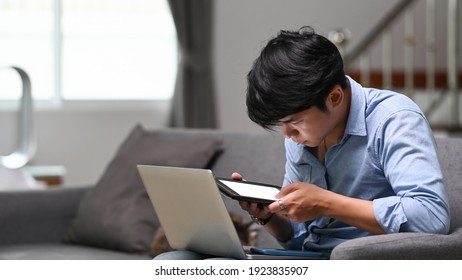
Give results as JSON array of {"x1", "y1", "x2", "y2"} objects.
[
  {"x1": 0, "y1": 186, "x2": 90, "y2": 245},
  {"x1": 330, "y1": 228, "x2": 462, "y2": 259}
]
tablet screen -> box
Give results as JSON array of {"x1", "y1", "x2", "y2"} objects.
[{"x1": 217, "y1": 179, "x2": 280, "y2": 201}]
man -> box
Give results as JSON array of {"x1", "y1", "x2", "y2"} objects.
[
  {"x1": 155, "y1": 26, "x2": 450, "y2": 259},
  {"x1": 236, "y1": 26, "x2": 450, "y2": 254}
]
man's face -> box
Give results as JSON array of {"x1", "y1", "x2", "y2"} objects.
[
  {"x1": 277, "y1": 106, "x2": 335, "y2": 148},
  {"x1": 276, "y1": 85, "x2": 346, "y2": 148}
]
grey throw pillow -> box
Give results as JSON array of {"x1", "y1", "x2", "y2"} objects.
[{"x1": 65, "y1": 124, "x2": 222, "y2": 253}]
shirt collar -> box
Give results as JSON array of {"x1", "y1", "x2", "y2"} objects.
[{"x1": 344, "y1": 76, "x2": 367, "y2": 137}]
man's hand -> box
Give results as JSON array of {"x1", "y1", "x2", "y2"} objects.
[
  {"x1": 231, "y1": 172, "x2": 272, "y2": 219},
  {"x1": 231, "y1": 172, "x2": 293, "y2": 241},
  {"x1": 267, "y1": 182, "x2": 329, "y2": 223},
  {"x1": 268, "y1": 181, "x2": 385, "y2": 234}
]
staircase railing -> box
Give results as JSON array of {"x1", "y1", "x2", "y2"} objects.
[{"x1": 330, "y1": 0, "x2": 460, "y2": 131}]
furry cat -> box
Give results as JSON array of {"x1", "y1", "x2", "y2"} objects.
[{"x1": 150, "y1": 213, "x2": 258, "y2": 257}]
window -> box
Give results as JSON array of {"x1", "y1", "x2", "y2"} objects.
[{"x1": 0, "y1": 0, "x2": 177, "y2": 103}]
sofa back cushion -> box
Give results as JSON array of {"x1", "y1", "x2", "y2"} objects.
[
  {"x1": 436, "y1": 137, "x2": 462, "y2": 231},
  {"x1": 65, "y1": 125, "x2": 223, "y2": 254},
  {"x1": 209, "y1": 132, "x2": 286, "y2": 185},
  {"x1": 131, "y1": 129, "x2": 287, "y2": 185}
]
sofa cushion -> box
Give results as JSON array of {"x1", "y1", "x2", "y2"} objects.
[
  {"x1": 65, "y1": 125, "x2": 222, "y2": 253},
  {"x1": 0, "y1": 244, "x2": 151, "y2": 260},
  {"x1": 436, "y1": 137, "x2": 462, "y2": 231},
  {"x1": 330, "y1": 228, "x2": 462, "y2": 260}
]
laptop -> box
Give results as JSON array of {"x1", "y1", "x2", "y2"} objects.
[{"x1": 137, "y1": 165, "x2": 326, "y2": 260}]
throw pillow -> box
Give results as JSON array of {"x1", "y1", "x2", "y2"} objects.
[{"x1": 65, "y1": 124, "x2": 223, "y2": 253}]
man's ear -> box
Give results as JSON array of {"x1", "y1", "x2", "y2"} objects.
[{"x1": 327, "y1": 85, "x2": 344, "y2": 108}]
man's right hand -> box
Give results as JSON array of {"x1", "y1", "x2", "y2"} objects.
[
  {"x1": 231, "y1": 172, "x2": 293, "y2": 241},
  {"x1": 231, "y1": 172, "x2": 272, "y2": 219}
]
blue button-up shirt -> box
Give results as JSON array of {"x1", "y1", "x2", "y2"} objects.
[{"x1": 281, "y1": 77, "x2": 450, "y2": 252}]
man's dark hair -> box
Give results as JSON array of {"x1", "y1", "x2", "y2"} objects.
[{"x1": 246, "y1": 26, "x2": 347, "y2": 129}]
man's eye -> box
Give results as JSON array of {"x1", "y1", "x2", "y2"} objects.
[{"x1": 290, "y1": 119, "x2": 303, "y2": 125}]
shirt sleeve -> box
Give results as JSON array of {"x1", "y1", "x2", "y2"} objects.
[{"x1": 372, "y1": 109, "x2": 450, "y2": 234}]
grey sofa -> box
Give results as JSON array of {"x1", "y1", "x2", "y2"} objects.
[{"x1": 0, "y1": 128, "x2": 461, "y2": 259}]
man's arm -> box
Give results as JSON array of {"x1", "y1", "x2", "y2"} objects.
[
  {"x1": 373, "y1": 110, "x2": 450, "y2": 234},
  {"x1": 267, "y1": 182, "x2": 386, "y2": 235}
]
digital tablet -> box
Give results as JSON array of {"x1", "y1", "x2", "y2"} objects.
[{"x1": 215, "y1": 177, "x2": 281, "y2": 205}]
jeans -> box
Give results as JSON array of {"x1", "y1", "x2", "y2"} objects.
[{"x1": 154, "y1": 250, "x2": 235, "y2": 260}]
